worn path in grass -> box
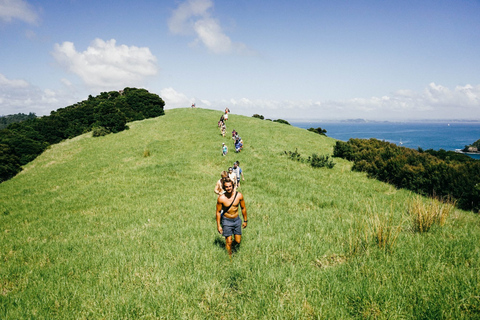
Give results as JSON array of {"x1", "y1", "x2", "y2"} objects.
[{"x1": 1, "y1": 108, "x2": 479, "y2": 319}]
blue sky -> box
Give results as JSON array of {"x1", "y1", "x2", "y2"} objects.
[{"x1": 1, "y1": 0, "x2": 479, "y2": 120}]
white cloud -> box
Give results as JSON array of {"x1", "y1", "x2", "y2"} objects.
[
  {"x1": 168, "y1": 0, "x2": 251, "y2": 54},
  {"x1": 0, "y1": 73, "x2": 77, "y2": 116},
  {"x1": 0, "y1": 0, "x2": 38, "y2": 24},
  {"x1": 161, "y1": 83, "x2": 480, "y2": 121},
  {"x1": 168, "y1": 0, "x2": 213, "y2": 35},
  {"x1": 160, "y1": 87, "x2": 194, "y2": 109},
  {"x1": 160, "y1": 87, "x2": 214, "y2": 109},
  {"x1": 52, "y1": 38, "x2": 158, "y2": 90}
]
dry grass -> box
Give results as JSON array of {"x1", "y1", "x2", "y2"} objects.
[
  {"x1": 367, "y1": 204, "x2": 403, "y2": 252},
  {"x1": 143, "y1": 148, "x2": 151, "y2": 157},
  {"x1": 409, "y1": 196, "x2": 456, "y2": 233}
]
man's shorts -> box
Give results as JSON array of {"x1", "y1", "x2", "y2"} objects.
[{"x1": 221, "y1": 216, "x2": 242, "y2": 237}]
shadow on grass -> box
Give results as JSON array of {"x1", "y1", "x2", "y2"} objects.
[
  {"x1": 213, "y1": 236, "x2": 225, "y2": 249},
  {"x1": 213, "y1": 236, "x2": 242, "y2": 255}
]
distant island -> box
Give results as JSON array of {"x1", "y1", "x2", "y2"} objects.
[{"x1": 461, "y1": 138, "x2": 480, "y2": 154}]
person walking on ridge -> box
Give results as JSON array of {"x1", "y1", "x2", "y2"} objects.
[
  {"x1": 216, "y1": 179, "x2": 247, "y2": 256},
  {"x1": 214, "y1": 171, "x2": 228, "y2": 195},
  {"x1": 233, "y1": 161, "x2": 244, "y2": 187}
]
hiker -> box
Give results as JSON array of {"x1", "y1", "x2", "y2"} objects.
[
  {"x1": 232, "y1": 129, "x2": 237, "y2": 140},
  {"x1": 235, "y1": 138, "x2": 243, "y2": 152},
  {"x1": 222, "y1": 143, "x2": 228, "y2": 156},
  {"x1": 224, "y1": 108, "x2": 229, "y2": 121},
  {"x1": 228, "y1": 167, "x2": 237, "y2": 188},
  {"x1": 214, "y1": 171, "x2": 229, "y2": 195},
  {"x1": 221, "y1": 124, "x2": 226, "y2": 137},
  {"x1": 216, "y1": 178, "x2": 247, "y2": 256},
  {"x1": 233, "y1": 161, "x2": 244, "y2": 187}
]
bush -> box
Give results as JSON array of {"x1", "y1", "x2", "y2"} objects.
[
  {"x1": 273, "y1": 119, "x2": 290, "y2": 125},
  {"x1": 333, "y1": 138, "x2": 480, "y2": 211},
  {"x1": 308, "y1": 153, "x2": 336, "y2": 168},
  {"x1": 284, "y1": 149, "x2": 335, "y2": 169},
  {"x1": 307, "y1": 127, "x2": 327, "y2": 136},
  {"x1": 92, "y1": 126, "x2": 110, "y2": 137},
  {"x1": 252, "y1": 114, "x2": 264, "y2": 120}
]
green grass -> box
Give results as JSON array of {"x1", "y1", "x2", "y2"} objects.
[{"x1": 1, "y1": 108, "x2": 479, "y2": 319}]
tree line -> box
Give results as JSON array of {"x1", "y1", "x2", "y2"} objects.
[
  {"x1": 333, "y1": 138, "x2": 480, "y2": 212},
  {"x1": 0, "y1": 88, "x2": 165, "y2": 183},
  {"x1": 0, "y1": 112, "x2": 37, "y2": 130}
]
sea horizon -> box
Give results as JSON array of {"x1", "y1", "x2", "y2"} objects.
[{"x1": 289, "y1": 120, "x2": 480, "y2": 160}]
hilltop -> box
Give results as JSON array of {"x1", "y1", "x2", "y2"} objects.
[{"x1": 1, "y1": 108, "x2": 479, "y2": 318}]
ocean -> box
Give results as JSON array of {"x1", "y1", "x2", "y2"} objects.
[{"x1": 290, "y1": 121, "x2": 480, "y2": 160}]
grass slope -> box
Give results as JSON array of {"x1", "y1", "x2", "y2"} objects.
[{"x1": 1, "y1": 108, "x2": 479, "y2": 319}]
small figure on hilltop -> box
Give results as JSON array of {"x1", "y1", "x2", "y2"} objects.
[
  {"x1": 224, "y1": 108, "x2": 230, "y2": 121},
  {"x1": 191, "y1": 103, "x2": 196, "y2": 108},
  {"x1": 222, "y1": 143, "x2": 228, "y2": 156},
  {"x1": 233, "y1": 161, "x2": 244, "y2": 187},
  {"x1": 216, "y1": 179, "x2": 248, "y2": 256},
  {"x1": 214, "y1": 171, "x2": 228, "y2": 195}
]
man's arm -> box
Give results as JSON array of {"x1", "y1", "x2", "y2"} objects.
[
  {"x1": 239, "y1": 194, "x2": 247, "y2": 228},
  {"x1": 214, "y1": 181, "x2": 223, "y2": 195},
  {"x1": 216, "y1": 198, "x2": 223, "y2": 234}
]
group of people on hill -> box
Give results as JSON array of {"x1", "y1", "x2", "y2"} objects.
[
  {"x1": 214, "y1": 161, "x2": 244, "y2": 196},
  {"x1": 215, "y1": 108, "x2": 248, "y2": 257},
  {"x1": 219, "y1": 109, "x2": 244, "y2": 156}
]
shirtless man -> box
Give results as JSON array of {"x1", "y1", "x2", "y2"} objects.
[{"x1": 216, "y1": 179, "x2": 247, "y2": 256}]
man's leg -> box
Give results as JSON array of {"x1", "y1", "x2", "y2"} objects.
[
  {"x1": 225, "y1": 236, "x2": 233, "y2": 256},
  {"x1": 234, "y1": 234, "x2": 241, "y2": 244}
]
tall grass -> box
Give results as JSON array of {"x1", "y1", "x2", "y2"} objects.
[
  {"x1": 409, "y1": 196, "x2": 456, "y2": 233},
  {"x1": 0, "y1": 108, "x2": 479, "y2": 318}
]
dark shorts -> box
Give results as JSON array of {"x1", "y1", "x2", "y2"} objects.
[{"x1": 221, "y1": 216, "x2": 242, "y2": 237}]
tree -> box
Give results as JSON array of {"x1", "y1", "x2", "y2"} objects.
[{"x1": 307, "y1": 127, "x2": 327, "y2": 136}]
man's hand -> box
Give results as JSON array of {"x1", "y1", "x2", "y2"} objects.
[
  {"x1": 217, "y1": 226, "x2": 223, "y2": 234},
  {"x1": 242, "y1": 222, "x2": 247, "y2": 228}
]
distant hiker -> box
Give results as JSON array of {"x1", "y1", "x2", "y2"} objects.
[
  {"x1": 224, "y1": 108, "x2": 230, "y2": 121},
  {"x1": 191, "y1": 103, "x2": 196, "y2": 108},
  {"x1": 232, "y1": 129, "x2": 237, "y2": 140},
  {"x1": 228, "y1": 167, "x2": 237, "y2": 188},
  {"x1": 216, "y1": 179, "x2": 248, "y2": 256},
  {"x1": 225, "y1": 107, "x2": 230, "y2": 114},
  {"x1": 221, "y1": 124, "x2": 226, "y2": 137},
  {"x1": 215, "y1": 171, "x2": 229, "y2": 195},
  {"x1": 233, "y1": 161, "x2": 244, "y2": 187},
  {"x1": 222, "y1": 143, "x2": 228, "y2": 156},
  {"x1": 235, "y1": 137, "x2": 243, "y2": 152}
]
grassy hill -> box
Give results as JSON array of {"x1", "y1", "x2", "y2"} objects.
[{"x1": 1, "y1": 108, "x2": 479, "y2": 319}]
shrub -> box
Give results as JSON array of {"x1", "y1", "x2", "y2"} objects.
[
  {"x1": 252, "y1": 114, "x2": 264, "y2": 120},
  {"x1": 333, "y1": 138, "x2": 480, "y2": 212},
  {"x1": 92, "y1": 126, "x2": 110, "y2": 137},
  {"x1": 308, "y1": 153, "x2": 336, "y2": 169},
  {"x1": 284, "y1": 149, "x2": 302, "y2": 162},
  {"x1": 307, "y1": 127, "x2": 327, "y2": 136},
  {"x1": 273, "y1": 119, "x2": 290, "y2": 125},
  {"x1": 284, "y1": 150, "x2": 335, "y2": 169}
]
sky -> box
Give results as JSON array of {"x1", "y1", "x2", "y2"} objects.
[{"x1": 1, "y1": 0, "x2": 480, "y2": 121}]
